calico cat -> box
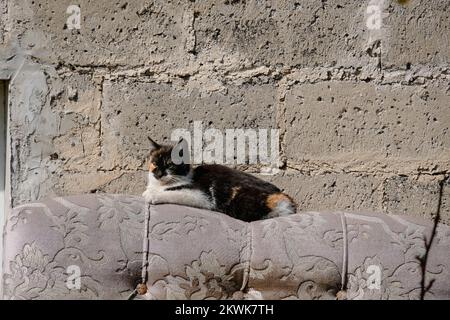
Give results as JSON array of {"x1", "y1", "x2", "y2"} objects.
[{"x1": 142, "y1": 138, "x2": 296, "y2": 222}]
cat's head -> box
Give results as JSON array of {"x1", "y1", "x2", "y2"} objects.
[{"x1": 147, "y1": 137, "x2": 191, "y2": 184}]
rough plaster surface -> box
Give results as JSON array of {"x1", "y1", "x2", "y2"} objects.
[{"x1": 0, "y1": 0, "x2": 449, "y2": 224}]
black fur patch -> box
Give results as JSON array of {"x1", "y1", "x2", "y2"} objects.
[{"x1": 192, "y1": 165, "x2": 283, "y2": 221}]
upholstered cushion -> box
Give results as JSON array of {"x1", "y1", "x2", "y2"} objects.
[{"x1": 2, "y1": 194, "x2": 450, "y2": 300}]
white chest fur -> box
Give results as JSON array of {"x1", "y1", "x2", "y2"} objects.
[{"x1": 142, "y1": 172, "x2": 214, "y2": 210}]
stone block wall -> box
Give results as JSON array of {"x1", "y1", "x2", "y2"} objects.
[{"x1": 0, "y1": 0, "x2": 449, "y2": 223}]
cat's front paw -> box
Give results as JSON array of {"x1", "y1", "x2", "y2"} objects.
[{"x1": 142, "y1": 189, "x2": 158, "y2": 204}]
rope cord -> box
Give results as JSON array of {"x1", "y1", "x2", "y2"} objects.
[
  {"x1": 240, "y1": 223, "x2": 253, "y2": 291},
  {"x1": 336, "y1": 212, "x2": 349, "y2": 300},
  {"x1": 127, "y1": 202, "x2": 151, "y2": 300}
]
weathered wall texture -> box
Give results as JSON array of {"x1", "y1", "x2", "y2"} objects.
[{"x1": 0, "y1": 0, "x2": 449, "y2": 223}]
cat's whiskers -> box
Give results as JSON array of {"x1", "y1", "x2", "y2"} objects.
[{"x1": 163, "y1": 174, "x2": 191, "y2": 187}]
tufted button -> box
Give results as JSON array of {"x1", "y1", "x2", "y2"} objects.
[
  {"x1": 336, "y1": 290, "x2": 347, "y2": 300},
  {"x1": 136, "y1": 283, "x2": 148, "y2": 295}
]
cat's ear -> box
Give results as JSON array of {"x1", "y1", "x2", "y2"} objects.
[
  {"x1": 147, "y1": 137, "x2": 160, "y2": 151},
  {"x1": 172, "y1": 138, "x2": 190, "y2": 165}
]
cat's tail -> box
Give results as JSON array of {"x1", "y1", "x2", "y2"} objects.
[{"x1": 266, "y1": 192, "x2": 297, "y2": 218}]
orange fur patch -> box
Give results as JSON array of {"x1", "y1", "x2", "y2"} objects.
[
  {"x1": 266, "y1": 193, "x2": 293, "y2": 209},
  {"x1": 148, "y1": 162, "x2": 156, "y2": 172}
]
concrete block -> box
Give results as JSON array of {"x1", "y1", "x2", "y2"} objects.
[
  {"x1": 193, "y1": 0, "x2": 374, "y2": 68},
  {"x1": 8, "y1": 0, "x2": 190, "y2": 66},
  {"x1": 260, "y1": 171, "x2": 384, "y2": 214},
  {"x1": 283, "y1": 81, "x2": 450, "y2": 162},
  {"x1": 383, "y1": 1, "x2": 450, "y2": 68},
  {"x1": 55, "y1": 171, "x2": 127, "y2": 195},
  {"x1": 99, "y1": 172, "x2": 147, "y2": 195},
  {"x1": 383, "y1": 175, "x2": 442, "y2": 221},
  {"x1": 100, "y1": 79, "x2": 277, "y2": 170},
  {"x1": 437, "y1": 177, "x2": 450, "y2": 226}
]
